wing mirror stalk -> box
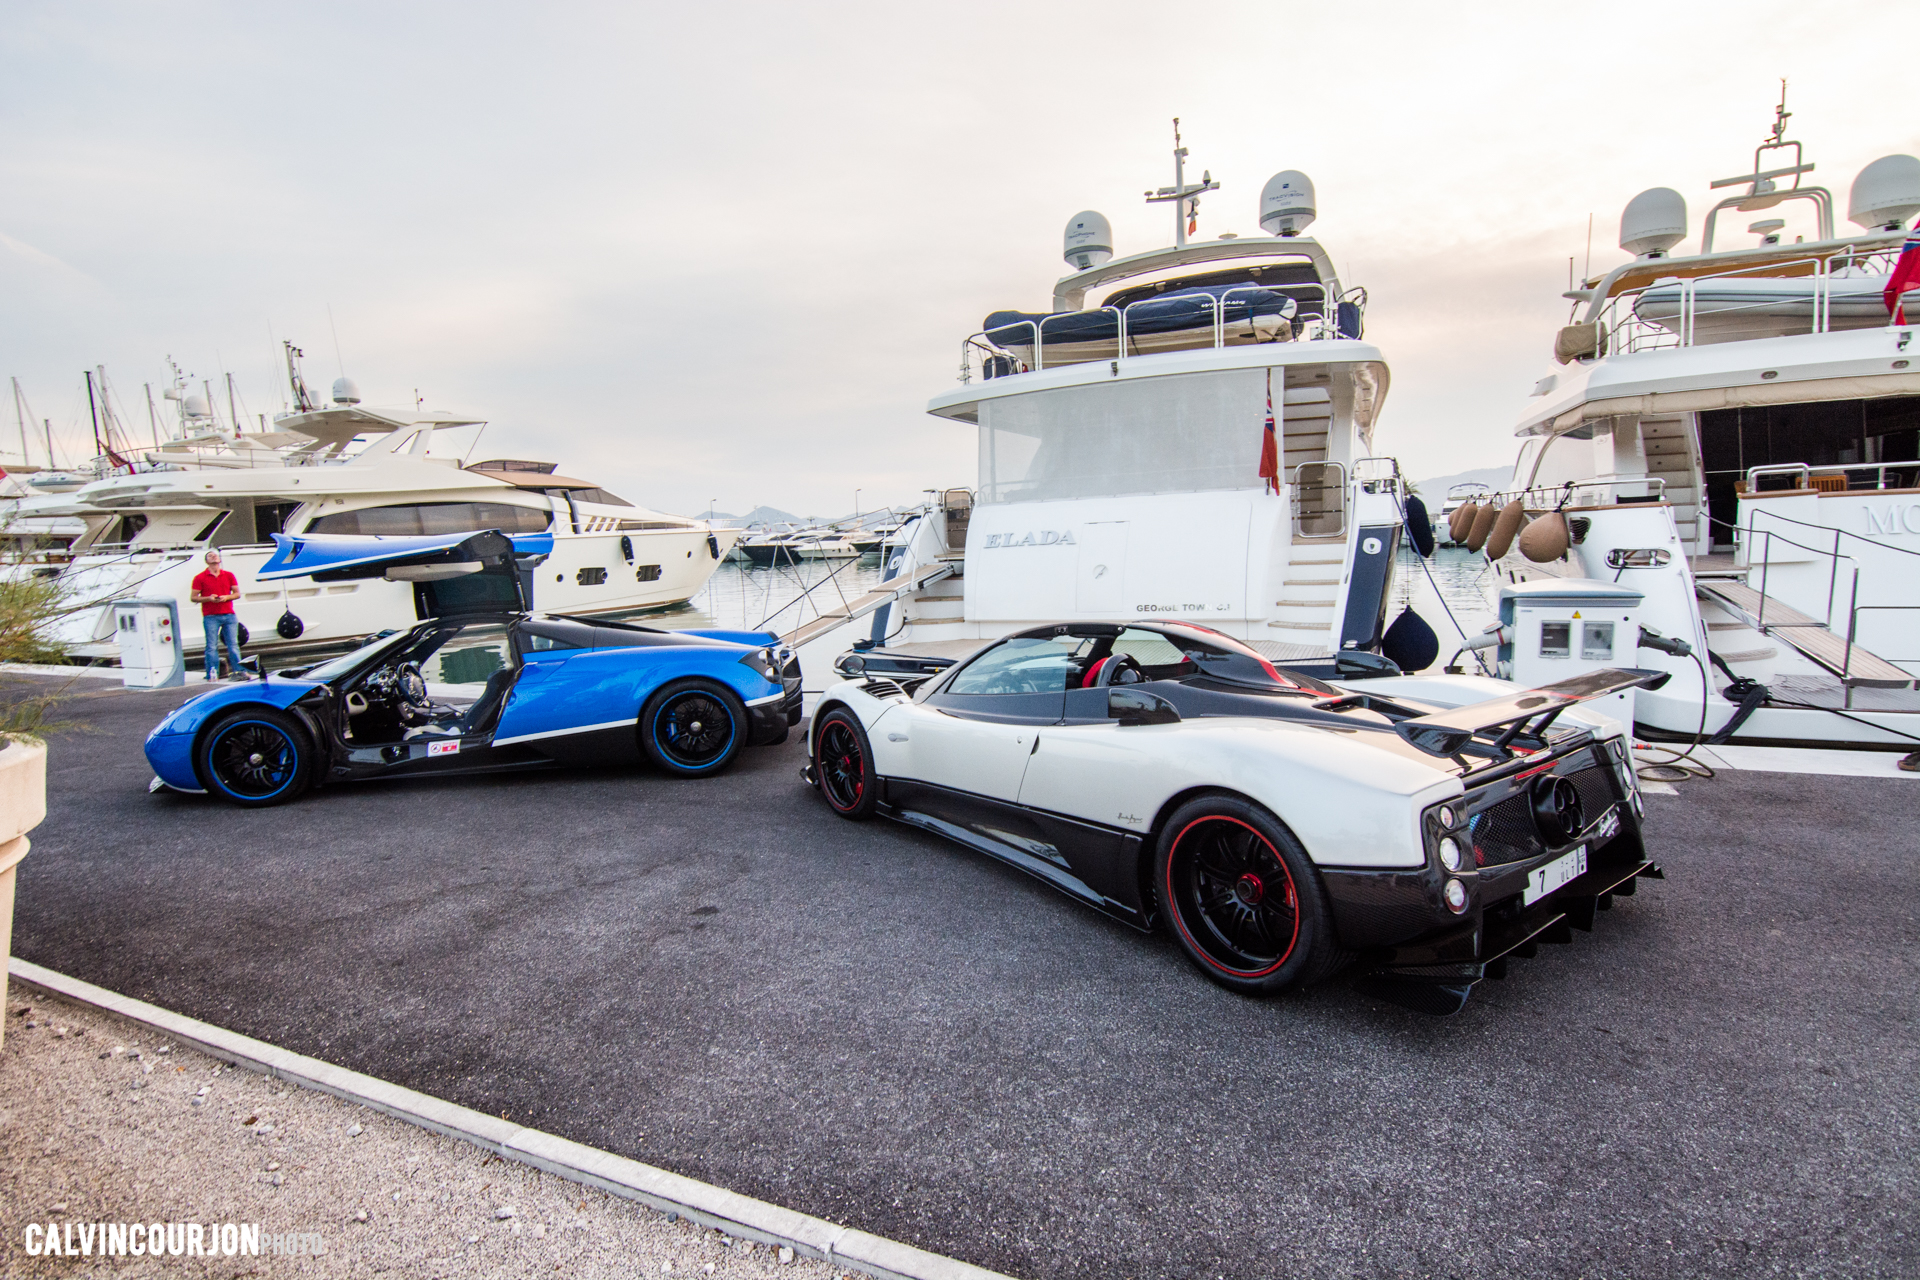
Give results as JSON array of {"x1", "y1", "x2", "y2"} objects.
[{"x1": 1108, "y1": 687, "x2": 1180, "y2": 726}]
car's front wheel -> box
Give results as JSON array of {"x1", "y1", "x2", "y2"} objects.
[
  {"x1": 1154, "y1": 795, "x2": 1345, "y2": 994},
  {"x1": 196, "y1": 709, "x2": 313, "y2": 807},
  {"x1": 812, "y1": 707, "x2": 877, "y2": 819},
  {"x1": 640, "y1": 680, "x2": 747, "y2": 777}
]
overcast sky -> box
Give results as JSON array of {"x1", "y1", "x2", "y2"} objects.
[{"x1": 3, "y1": 2, "x2": 1913, "y2": 518}]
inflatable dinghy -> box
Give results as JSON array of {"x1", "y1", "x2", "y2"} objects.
[
  {"x1": 1633, "y1": 272, "x2": 1895, "y2": 344},
  {"x1": 983, "y1": 284, "x2": 1357, "y2": 368}
]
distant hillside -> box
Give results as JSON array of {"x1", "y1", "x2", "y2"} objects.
[
  {"x1": 712, "y1": 505, "x2": 809, "y2": 528},
  {"x1": 1413, "y1": 465, "x2": 1511, "y2": 499}
]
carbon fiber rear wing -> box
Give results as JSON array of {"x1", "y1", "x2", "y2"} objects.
[{"x1": 1393, "y1": 668, "x2": 1671, "y2": 758}]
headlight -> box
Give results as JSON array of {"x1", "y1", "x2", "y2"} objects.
[
  {"x1": 1443, "y1": 878, "x2": 1469, "y2": 913},
  {"x1": 1438, "y1": 836, "x2": 1463, "y2": 872},
  {"x1": 1438, "y1": 804, "x2": 1457, "y2": 828}
]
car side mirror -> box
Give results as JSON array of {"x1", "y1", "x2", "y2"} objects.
[
  {"x1": 1334, "y1": 650, "x2": 1402, "y2": 681},
  {"x1": 1108, "y1": 687, "x2": 1180, "y2": 726}
]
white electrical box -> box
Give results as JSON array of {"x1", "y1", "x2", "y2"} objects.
[
  {"x1": 114, "y1": 599, "x2": 186, "y2": 689},
  {"x1": 1496, "y1": 579, "x2": 1644, "y2": 725}
]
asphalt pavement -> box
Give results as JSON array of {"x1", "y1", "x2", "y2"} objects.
[{"x1": 8, "y1": 675, "x2": 1917, "y2": 1279}]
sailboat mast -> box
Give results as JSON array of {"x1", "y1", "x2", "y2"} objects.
[
  {"x1": 145, "y1": 384, "x2": 161, "y2": 448},
  {"x1": 11, "y1": 377, "x2": 29, "y2": 467},
  {"x1": 85, "y1": 369, "x2": 104, "y2": 462}
]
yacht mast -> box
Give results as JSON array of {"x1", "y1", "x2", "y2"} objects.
[{"x1": 1143, "y1": 117, "x2": 1217, "y2": 248}]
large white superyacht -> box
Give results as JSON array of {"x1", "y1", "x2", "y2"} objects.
[
  {"x1": 781, "y1": 129, "x2": 1424, "y2": 694},
  {"x1": 31, "y1": 353, "x2": 739, "y2": 662},
  {"x1": 1475, "y1": 100, "x2": 1920, "y2": 750}
]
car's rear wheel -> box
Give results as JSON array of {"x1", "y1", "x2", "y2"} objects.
[
  {"x1": 813, "y1": 707, "x2": 877, "y2": 819},
  {"x1": 641, "y1": 680, "x2": 747, "y2": 777},
  {"x1": 1154, "y1": 795, "x2": 1345, "y2": 994},
  {"x1": 196, "y1": 709, "x2": 312, "y2": 807}
]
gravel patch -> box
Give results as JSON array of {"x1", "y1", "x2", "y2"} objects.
[{"x1": 0, "y1": 987, "x2": 849, "y2": 1279}]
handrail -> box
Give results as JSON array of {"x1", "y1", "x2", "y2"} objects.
[{"x1": 1590, "y1": 247, "x2": 1906, "y2": 356}]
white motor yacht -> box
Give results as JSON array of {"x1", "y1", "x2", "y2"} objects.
[
  {"x1": 778, "y1": 129, "x2": 1416, "y2": 694},
  {"x1": 31, "y1": 367, "x2": 739, "y2": 662},
  {"x1": 1476, "y1": 99, "x2": 1920, "y2": 749}
]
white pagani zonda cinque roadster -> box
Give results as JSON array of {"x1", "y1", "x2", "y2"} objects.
[{"x1": 804, "y1": 621, "x2": 1668, "y2": 1015}]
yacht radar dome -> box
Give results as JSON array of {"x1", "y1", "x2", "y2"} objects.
[
  {"x1": 1063, "y1": 212, "x2": 1113, "y2": 270},
  {"x1": 331, "y1": 377, "x2": 362, "y2": 406},
  {"x1": 182, "y1": 393, "x2": 211, "y2": 419},
  {"x1": 1847, "y1": 154, "x2": 1920, "y2": 231},
  {"x1": 1620, "y1": 187, "x2": 1688, "y2": 258},
  {"x1": 1258, "y1": 171, "x2": 1316, "y2": 237}
]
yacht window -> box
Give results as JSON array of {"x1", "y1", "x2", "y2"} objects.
[
  {"x1": 193, "y1": 511, "x2": 231, "y2": 543},
  {"x1": 978, "y1": 369, "x2": 1269, "y2": 503},
  {"x1": 305, "y1": 502, "x2": 553, "y2": 536},
  {"x1": 946, "y1": 636, "x2": 1087, "y2": 695},
  {"x1": 253, "y1": 501, "x2": 301, "y2": 542}
]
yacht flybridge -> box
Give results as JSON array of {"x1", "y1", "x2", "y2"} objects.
[
  {"x1": 780, "y1": 127, "x2": 1413, "y2": 690},
  {"x1": 1481, "y1": 97, "x2": 1920, "y2": 749},
  {"x1": 23, "y1": 357, "x2": 739, "y2": 661}
]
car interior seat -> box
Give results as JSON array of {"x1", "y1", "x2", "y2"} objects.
[{"x1": 457, "y1": 666, "x2": 519, "y2": 736}]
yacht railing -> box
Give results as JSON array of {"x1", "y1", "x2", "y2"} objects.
[
  {"x1": 1743, "y1": 461, "x2": 1920, "y2": 493},
  {"x1": 1589, "y1": 246, "x2": 1907, "y2": 357},
  {"x1": 1291, "y1": 461, "x2": 1347, "y2": 539},
  {"x1": 958, "y1": 280, "x2": 1362, "y2": 383}
]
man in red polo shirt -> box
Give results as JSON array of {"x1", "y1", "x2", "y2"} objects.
[{"x1": 190, "y1": 549, "x2": 245, "y2": 680}]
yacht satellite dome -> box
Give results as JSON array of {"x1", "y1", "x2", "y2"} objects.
[
  {"x1": 182, "y1": 393, "x2": 211, "y2": 418},
  {"x1": 162, "y1": 386, "x2": 182, "y2": 402},
  {"x1": 1620, "y1": 187, "x2": 1688, "y2": 258},
  {"x1": 331, "y1": 377, "x2": 362, "y2": 405},
  {"x1": 1063, "y1": 211, "x2": 1113, "y2": 270},
  {"x1": 1258, "y1": 171, "x2": 1315, "y2": 237},
  {"x1": 1847, "y1": 154, "x2": 1920, "y2": 231}
]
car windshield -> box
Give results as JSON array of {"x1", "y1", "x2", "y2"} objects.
[
  {"x1": 946, "y1": 636, "x2": 1089, "y2": 695},
  {"x1": 297, "y1": 630, "x2": 415, "y2": 683}
]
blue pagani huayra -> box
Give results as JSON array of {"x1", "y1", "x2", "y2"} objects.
[{"x1": 144, "y1": 530, "x2": 800, "y2": 806}]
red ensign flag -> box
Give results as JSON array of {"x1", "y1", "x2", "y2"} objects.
[
  {"x1": 1884, "y1": 221, "x2": 1920, "y2": 323},
  {"x1": 1258, "y1": 369, "x2": 1280, "y2": 495}
]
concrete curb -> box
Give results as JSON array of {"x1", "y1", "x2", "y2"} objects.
[{"x1": 9, "y1": 958, "x2": 1016, "y2": 1280}]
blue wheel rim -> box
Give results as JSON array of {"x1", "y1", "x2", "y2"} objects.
[
  {"x1": 652, "y1": 691, "x2": 737, "y2": 771},
  {"x1": 205, "y1": 720, "x2": 300, "y2": 800}
]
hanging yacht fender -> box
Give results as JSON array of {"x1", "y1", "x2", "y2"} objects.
[
  {"x1": 1464, "y1": 502, "x2": 1500, "y2": 552},
  {"x1": 1403, "y1": 494, "x2": 1435, "y2": 557},
  {"x1": 1485, "y1": 499, "x2": 1526, "y2": 561},
  {"x1": 1448, "y1": 501, "x2": 1480, "y2": 544},
  {"x1": 707, "y1": 533, "x2": 721, "y2": 559},
  {"x1": 276, "y1": 610, "x2": 305, "y2": 640}
]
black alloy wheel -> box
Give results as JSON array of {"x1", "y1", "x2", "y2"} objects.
[
  {"x1": 813, "y1": 707, "x2": 877, "y2": 819},
  {"x1": 197, "y1": 709, "x2": 312, "y2": 807},
  {"x1": 1154, "y1": 795, "x2": 1345, "y2": 995},
  {"x1": 640, "y1": 680, "x2": 747, "y2": 776}
]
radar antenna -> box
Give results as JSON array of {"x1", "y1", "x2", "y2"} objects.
[{"x1": 1143, "y1": 117, "x2": 1218, "y2": 248}]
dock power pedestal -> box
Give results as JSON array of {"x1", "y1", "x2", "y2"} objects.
[
  {"x1": 114, "y1": 598, "x2": 186, "y2": 689},
  {"x1": 1495, "y1": 579, "x2": 1645, "y2": 725}
]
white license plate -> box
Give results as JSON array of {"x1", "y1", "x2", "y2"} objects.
[{"x1": 1524, "y1": 844, "x2": 1588, "y2": 906}]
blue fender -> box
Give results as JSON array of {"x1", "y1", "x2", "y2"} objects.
[
  {"x1": 491, "y1": 649, "x2": 780, "y2": 749},
  {"x1": 144, "y1": 679, "x2": 325, "y2": 790}
]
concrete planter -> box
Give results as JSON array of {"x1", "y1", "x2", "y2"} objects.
[{"x1": 0, "y1": 738, "x2": 48, "y2": 1047}]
